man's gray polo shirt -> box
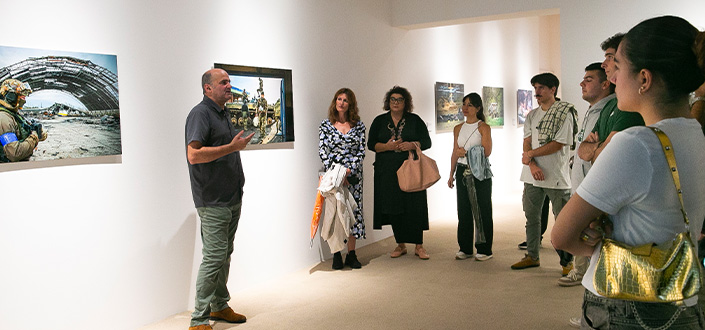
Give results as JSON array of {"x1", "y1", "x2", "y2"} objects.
[{"x1": 185, "y1": 96, "x2": 245, "y2": 207}]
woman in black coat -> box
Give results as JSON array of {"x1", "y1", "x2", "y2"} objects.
[{"x1": 367, "y1": 86, "x2": 432, "y2": 259}]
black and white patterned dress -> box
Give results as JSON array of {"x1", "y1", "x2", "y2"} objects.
[{"x1": 318, "y1": 119, "x2": 366, "y2": 239}]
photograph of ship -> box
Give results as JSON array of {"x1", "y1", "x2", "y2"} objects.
[
  {"x1": 0, "y1": 45, "x2": 121, "y2": 164},
  {"x1": 434, "y1": 82, "x2": 464, "y2": 133},
  {"x1": 215, "y1": 63, "x2": 294, "y2": 147},
  {"x1": 482, "y1": 86, "x2": 504, "y2": 127},
  {"x1": 517, "y1": 89, "x2": 533, "y2": 125}
]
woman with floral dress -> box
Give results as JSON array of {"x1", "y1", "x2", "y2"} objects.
[{"x1": 319, "y1": 88, "x2": 366, "y2": 269}]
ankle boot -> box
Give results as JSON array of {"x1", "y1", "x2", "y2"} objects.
[
  {"x1": 332, "y1": 252, "x2": 344, "y2": 270},
  {"x1": 344, "y1": 250, "x2": 362, "y2": 269}
]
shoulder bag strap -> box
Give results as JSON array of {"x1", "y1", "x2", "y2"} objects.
[{"x1": 648, "y1": 127, "x2": 689, "y2": 230}]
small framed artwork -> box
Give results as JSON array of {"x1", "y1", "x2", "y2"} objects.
[
  {"x1": 517, "y1": 89, "x2": 533, "y2": 126},
  {"x1": 434, "y1": 82, "x2": 464, "y2": 133},
  {"x1": 482, "y1": 86, "x2": 504, "y2": 127}
]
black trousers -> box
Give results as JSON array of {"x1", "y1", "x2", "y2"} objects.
[{"x1": 455, "y1": 165, "x2": 494, "y2": 255}]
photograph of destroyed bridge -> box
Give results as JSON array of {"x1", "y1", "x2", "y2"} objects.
[{"x1": 0, "y1": 45, "x2": 121, "y2": 164}]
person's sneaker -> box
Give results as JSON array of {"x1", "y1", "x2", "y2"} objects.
[
  {"x1": 562, "y1": 263, "x2": 574, "y2": 276},
  {"x1": 568, "y1": 316, "x2": 581, "y2": 328},
  {"x1": 511, "y1": 254, "x2": 540, "y2": 269},
  {"x1": 332, "y1": 252, "x2": 344, "y2": 270},
  {"x1": 475, "y1": 253, "x2": 493, "y2": 261},
  {"x1": 455, "y1": 251, "x2": 473, "y2": 260},
  {"x1": 557, "y1": 268, "x2": 583, "y2": 287},
  {"x1": 344, "y1": 250, "x2": 362, "y2": 269}
]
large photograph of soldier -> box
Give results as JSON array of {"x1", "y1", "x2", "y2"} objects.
[
  {"x1": 0, "y1": 45, "x2": 121, "y2": 165},
  {"x1": 434, "y1": 82, "x2": 464, "y2": 133},
  {"x1": 482, "y1": 86, "x2": 504, "y2": 127}
]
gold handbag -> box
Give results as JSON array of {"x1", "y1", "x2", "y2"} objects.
[{"x1": 593, "y1": 127, "x2": 703, "y2": 303}]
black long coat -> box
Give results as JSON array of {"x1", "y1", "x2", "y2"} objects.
[{"x1": 367, "y1": 112, "x2": 432, "y2": 230}]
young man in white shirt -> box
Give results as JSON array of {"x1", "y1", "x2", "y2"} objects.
[{"x1": 512, "y1": 73, "x2": 577, "y2": 275}]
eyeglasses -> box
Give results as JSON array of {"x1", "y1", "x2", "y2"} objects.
[{"x1": 390, "y1": 97, "x2": 405, "y2": 104}]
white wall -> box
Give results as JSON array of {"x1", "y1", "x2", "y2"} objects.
[
  {"x1": 0, "y1": 1, "x2": 399, "y2": 329},
  {"x1": 1, "y1": 1, "x2": 704, "y2": 330},
  {"x1": 372, "y1": 16, "x2": 557, "y2": 223}
]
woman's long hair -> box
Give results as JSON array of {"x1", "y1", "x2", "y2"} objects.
[{"x1": 327, "y1": 88, "x2": 360, "y2": 125}]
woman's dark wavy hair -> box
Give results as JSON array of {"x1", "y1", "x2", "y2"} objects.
[
  {"x1": 327, "y1": 88, "x2": 360, "y2": 125},
  {"x1": 463, "y1": 92, "x2": 486, "y2": 122},
  {"x1": 383, "y1": 85, "x2": 414, "y2": 113},
  {"x1": 621, "y1": 15, "x2": 705, "y2": 104}
]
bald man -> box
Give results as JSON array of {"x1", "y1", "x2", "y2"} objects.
[{"x1": 185, "y1": 68, "x2": 254, "y2": 330}]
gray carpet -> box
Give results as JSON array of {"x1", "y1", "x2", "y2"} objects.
[{"x1": 143, "y1": 210, "x2": 584, "y2": 330}]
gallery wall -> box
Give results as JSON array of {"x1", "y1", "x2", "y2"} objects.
[{"x1": 0, "y1": 1, "x2": 703, "y2": 330}]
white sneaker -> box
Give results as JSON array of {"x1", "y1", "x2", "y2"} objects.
[
  {"x1": 475, "y1": 253, "x2": 493, "y2": 261},
  {"x1": 557, "y1": 268, "x2": 584, "y2": 287},
  {"x1": 455, "y1": 251, "x2": 473, "y2": 260},
  {"x1": 568, "y1": 316, "x2": 581, "y2": 328}
]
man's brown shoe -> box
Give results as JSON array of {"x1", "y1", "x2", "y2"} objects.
[
  {"x1": 210, "y1": 307, "x2": 247, "y2": 323},
  {"x1": 511, "y1": 254, "x2": 540, "y2": 269},
  {"x1": 188, "y1": 325, "x2": 212, "y2": 330}
]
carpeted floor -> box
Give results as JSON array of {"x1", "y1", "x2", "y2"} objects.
[{"x1": 142, "y1": 201, "x2": 584, "y2": 330}]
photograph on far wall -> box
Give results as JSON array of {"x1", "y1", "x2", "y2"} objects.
[
  {"x1": 482, "y1": 86, "x2": 504, "y2": 127},
  {"x1": 0, "y1": 45, "x2": 121, "y2": 166},
  {"x1": 434, "y1": 82, "x2": 464, "y2": 133},
  {"x1": 215, "y1": 63, "x2": 294, "y2": 148},
  {"x1": 517, "y1": 89, "x2": 533, "y2": 125}
]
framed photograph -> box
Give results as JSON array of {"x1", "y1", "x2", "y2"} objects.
[
  {"x1": 517, "y1": 89, "x2": 533, "y2": 125},
  {"x1": 214, "y1": 63, "x2": 294, "y2": 148},
  {"x1": 0, "y1": 45, "x2": 121, "y2": 169},
  {"x1": 434, "y1": 82, "x2": 464, "y2": 133},
  {"x1": 482, "y1": 86, "x2": 504, "y2": 127}
]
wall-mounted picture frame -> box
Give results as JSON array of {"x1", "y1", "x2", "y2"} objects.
[
  {"x1": 517, "y1": 89, "x2": 533, "y2": 126},
  {"x1": 434, "y1": 82, "x2": 464, "y2": 133},
  {"x1": 0, "y1": 45, "x2": 121, "y2": 170},
  {"x1": 214, "y1": 63, "x2": 294, "y2": 149},
  {"x1": 482, "y1": 86, "x2": 504, "y2": 127}
]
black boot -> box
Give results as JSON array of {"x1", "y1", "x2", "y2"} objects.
[
  {"x1": 332, "y1": 252, "x2": 344, "y2": 270},
  {"x1": 344, "y1": 250, "x2": 362, "y2": 269}
]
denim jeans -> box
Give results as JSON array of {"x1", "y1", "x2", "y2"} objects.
[
  {"x1": 190, "y1": 203, "x2": 242, "y2": 326},
  {"x1": 582, "y1": 290, "x2": 705, "y2": 329}
]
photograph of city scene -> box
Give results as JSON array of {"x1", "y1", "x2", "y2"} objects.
[{"x1": 222, "y1": 68, "x2": 291, "y2": 146}]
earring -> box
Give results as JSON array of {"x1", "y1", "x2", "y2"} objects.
[{"x1": 638, "y1": 86, "x2": 645, "y2": 95}]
